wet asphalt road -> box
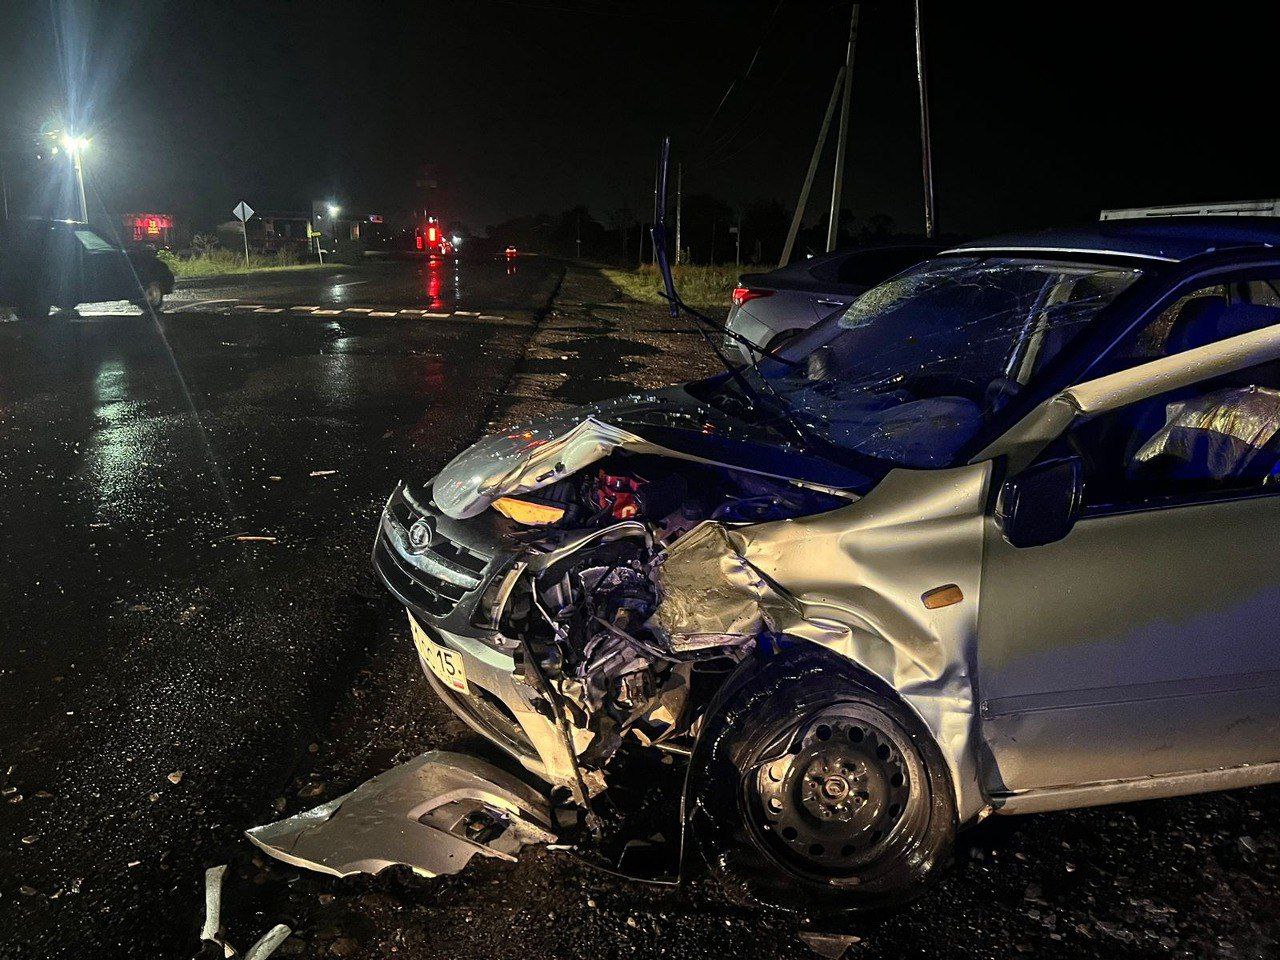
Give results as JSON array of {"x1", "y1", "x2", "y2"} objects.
[
  {"x1": 0, "y1": 256, "x2": 561, "y2": 958},
  {"x1": 4, "y1": 260, "x2": 1280, "y2": 959}
]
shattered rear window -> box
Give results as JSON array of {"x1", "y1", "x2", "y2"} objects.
[{"x1": 737, "y1": 256, "x2": 1142, "y2": 468}]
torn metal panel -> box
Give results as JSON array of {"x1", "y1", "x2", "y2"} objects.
[
  {"x1": 245, "y1": 751, "x2": 555, "y2": 879},
  {"x1": 653, "y1": 463, "x2": 993, "y2": 823},
  {"x1": 651, "y1": 522, "x2": 799, "y2": 652}
]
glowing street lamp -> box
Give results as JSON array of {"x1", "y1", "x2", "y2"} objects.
[
  {"x1": 327, "y1": 203, "x2": 340, "y2": 218},
  {"x1": 60, "y1": 133, "x2": 91, "y2": 222}
]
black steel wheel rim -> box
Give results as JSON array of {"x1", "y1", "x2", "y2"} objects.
[{"x1": 744, "y1": 705, "x2": 921, "y2": 878}]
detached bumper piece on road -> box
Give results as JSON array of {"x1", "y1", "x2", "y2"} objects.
[{"x1": 245, "y1": 751, "x2": 555, "y2": 878}]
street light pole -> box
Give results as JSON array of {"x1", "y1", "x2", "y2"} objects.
[{"x1": 71, "y1": 143, "x2": 88, "y2": 222}]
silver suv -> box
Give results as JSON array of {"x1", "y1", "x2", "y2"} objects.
[{"x1": 375, "y1": 217, "x2": 1280, "y2": 910}]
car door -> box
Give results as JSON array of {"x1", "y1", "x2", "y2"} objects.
[
  {"x1": 72, "y1": 227, "x2": 130, "y2": 303},
  {"x1": 976, "y1": 330, "x2": 1280, "y2": 796}
]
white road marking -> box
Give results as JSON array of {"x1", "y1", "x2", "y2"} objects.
[
  {"x1": 344, "y1": 307, "x2": 373, "y2": 313},
  {"x1": 291, "y1": 305, "x2": 319, "y2": 311},
  {"x1": 423, "y1": 312, "x2": 450, "y2": 318},
  {"x1": 254, "y1": 307, "x2": 284, "y2": 313},
  {"x1": 454, "y1": 310, "x2": 480, "y2": 317},
  {"x1": 369, "y1": 311, "x2": 397, "y2": 317},
  {"x1": 313, "y1": 309, "x2": 343, "y2": 315},
  {"x1": 397, "y1": 309, "x2": 425, "y2": 315},
  {"x1": 237, "y1": 304, "x2": 264, "y2": 309},
  {"x1": 478, "y1": 314, "x2": 503, "y2": 321},
  {"x1": 170, "y1": 298, "x2": 239, "y2": 313}
]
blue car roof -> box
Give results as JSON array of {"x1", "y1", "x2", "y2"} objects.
[{"x1": 947, "y1": 216, "x2": 1280, "y2": 263}]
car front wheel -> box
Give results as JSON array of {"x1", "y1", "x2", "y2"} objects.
[
  {"x1": 4, "y1": 293, "x2": 51, "y2": 320},
  {"x1": 687, "y1": 655, "x2": 956, "y2": 914},
  {"x1": 134, "y1": 280, "x2": 164, "y2": 311}
]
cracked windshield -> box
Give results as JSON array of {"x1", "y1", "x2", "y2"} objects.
[{"x1": 729, "y1": 257, "x2": 1142, "y2": 467}]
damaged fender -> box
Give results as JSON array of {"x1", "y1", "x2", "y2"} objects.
[
  {"x1": 655, "y1": 462, "x2": 994, "y2": 823},
  {"x1": 246, "y1": 751, "x2": 555, "y2": 878}
]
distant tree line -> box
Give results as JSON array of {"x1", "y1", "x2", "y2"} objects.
[{"x1": 485, "y1": 200, "x2": 923, "y2": 269}]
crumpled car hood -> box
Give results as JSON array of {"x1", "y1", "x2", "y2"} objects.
[{"x1": 431, "y1": 386, "x2": 869, "y2": 519}]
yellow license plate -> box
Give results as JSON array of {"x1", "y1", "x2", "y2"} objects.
[{"x1": 408, "y1": 613, "x2": 469, "y2": 694}]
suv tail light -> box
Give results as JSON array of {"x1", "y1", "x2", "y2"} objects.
[{"x1": 732, "y1": 286, "x2": 775, "y2": 309}]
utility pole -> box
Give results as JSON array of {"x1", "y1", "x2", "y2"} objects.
[
  {"x1": 914, "y1": 0, "x2": 937, "y2": 238},
  {"x1": 779, "y1": 65, "x2": 845, "y2": 268},
  {"x1": 826, "y1": 2, "x2": 859, "y2": 252},
  {"x1": 650, "y1": 158, "x2": 660, "y2": 267},
  {"x1": 674, "y1": 163, "x2": 683, "y2": 266}
]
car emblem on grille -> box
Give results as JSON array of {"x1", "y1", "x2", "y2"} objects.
[{"x1": 407, "y1": 517, "x2": 435, "y2": 552}]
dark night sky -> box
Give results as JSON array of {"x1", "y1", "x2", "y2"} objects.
[{"x1": 2, "y1": 0, "x2": 1277, "y2": 237}]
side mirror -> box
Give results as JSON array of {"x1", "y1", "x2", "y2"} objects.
[{"x1": 996, "y1": 456, "x2": 1084, "y2": 548}]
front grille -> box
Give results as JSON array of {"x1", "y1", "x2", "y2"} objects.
[{"x1": 376, "y1": 489, "x2": 495, "y2": 619}]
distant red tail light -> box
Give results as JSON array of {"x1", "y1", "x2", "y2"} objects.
[{"x1": 732, "y1": 286, "x2": 774, "y2": 309}]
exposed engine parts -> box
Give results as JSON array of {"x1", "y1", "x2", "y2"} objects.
[{"x1": 490, "y1": 454, "x2": 845, "y2": 780}]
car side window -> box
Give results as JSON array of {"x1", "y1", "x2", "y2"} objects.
[
  {"x1": 1063, "y1": 356, "x2": 1280, "y2": 511},
  {"x1": 74, "y1": 229, "x2": 116, "y2": 253},
  {"x1": 1100, "y1": 270, "x2": 1280, "y2": 376}
]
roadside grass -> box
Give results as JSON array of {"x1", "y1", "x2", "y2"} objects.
[
  {"x1": 600, "y1": 263, "x2": 742, "y2": 309},
  {"x1": 158, "y1": 248, "x2": 331, "y2": 279}
]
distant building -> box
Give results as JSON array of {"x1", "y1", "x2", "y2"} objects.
[
  {"x1": 123, "y1": 212, "x2": 179, "y2": 246},
  {"x1": 256, "y1": 211, "x2": 311, "y2": 252}
]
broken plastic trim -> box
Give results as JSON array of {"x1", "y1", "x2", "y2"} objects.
[{"x1": 246, "y1": 751, "x2": 555, "y2": 879}]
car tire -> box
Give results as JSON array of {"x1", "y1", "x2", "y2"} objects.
[
  {"x1": 687, "y1": 654, "x2": 956, "y2": 914},
  {"x1": 11, "y1": 293, "x2": 51, "y2": 320},
  {"x1": 134, "y1": 280, "x2": 164, "y2": 312}
]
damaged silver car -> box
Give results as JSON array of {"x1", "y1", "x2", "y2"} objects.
[{"x1": 372, "y1": 217, "x2": 1280, "y2": 911}]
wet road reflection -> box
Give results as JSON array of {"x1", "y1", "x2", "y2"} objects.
[{"x1": 0, "y1": 256, "x2": 560, "y2": 958}]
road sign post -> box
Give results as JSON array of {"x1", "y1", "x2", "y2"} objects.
[{"x1": 233, "y1": 200, "x2": 255, "y2": 268}]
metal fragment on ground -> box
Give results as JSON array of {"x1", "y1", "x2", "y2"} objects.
[
  {"x1": 200, "y1": 865, "x2": 227, "y2": 948},
  {"x1": 243, "y1": 923, "x2": 292, "y2": 960},
  {"x1": 798, "y1": 931, "x2": 863, "y2": 958},
  {"x1": 245, "y1": 750, "x2": 556, "y2": 878}
]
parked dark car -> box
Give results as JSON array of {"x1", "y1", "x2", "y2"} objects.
[
  {"x1": 0, "y1": 218, "x2": 174, "y2": 319},
  {"x1": 725, "y1": 242, "x2": 945, "y2": 361}
]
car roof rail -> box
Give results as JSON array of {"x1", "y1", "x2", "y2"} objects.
[{"x1": 1100, "y1": 199, "x2": 1280, "y2": 220}]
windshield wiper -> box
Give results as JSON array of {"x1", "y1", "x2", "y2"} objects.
[{"x1": 649, "y1": 138, "x2": 814, "y2": 449}]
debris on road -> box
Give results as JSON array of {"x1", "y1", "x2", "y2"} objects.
[
  {"x1": 242, "y1": 923, "x2": 292, "y2": 960},
  {"x1": 198, "y1": 862, "x2": 291, "y2": 960},
  {"x1": 168, "y1": 771, "x2": 184, "y2": 785},
  {"x1": 199, "y1": 864, "x2": 227, "y2": 948},
  {"x1": 233, "y1": 535, "x2": 278, "y2": 544},
  {"x1": 246, "y1": 750, "x2": 556, "y2": 879},
  {"x1": 798, "y1": 931, "x2": 862, "y2": 958},
  {"x1": 309, "y1": 469, "x2": 338, "y2": 477}
]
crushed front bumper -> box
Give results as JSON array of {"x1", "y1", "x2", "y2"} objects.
[{"x1": 372, "y1": 483, "x2": 583, "y2": 791}]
